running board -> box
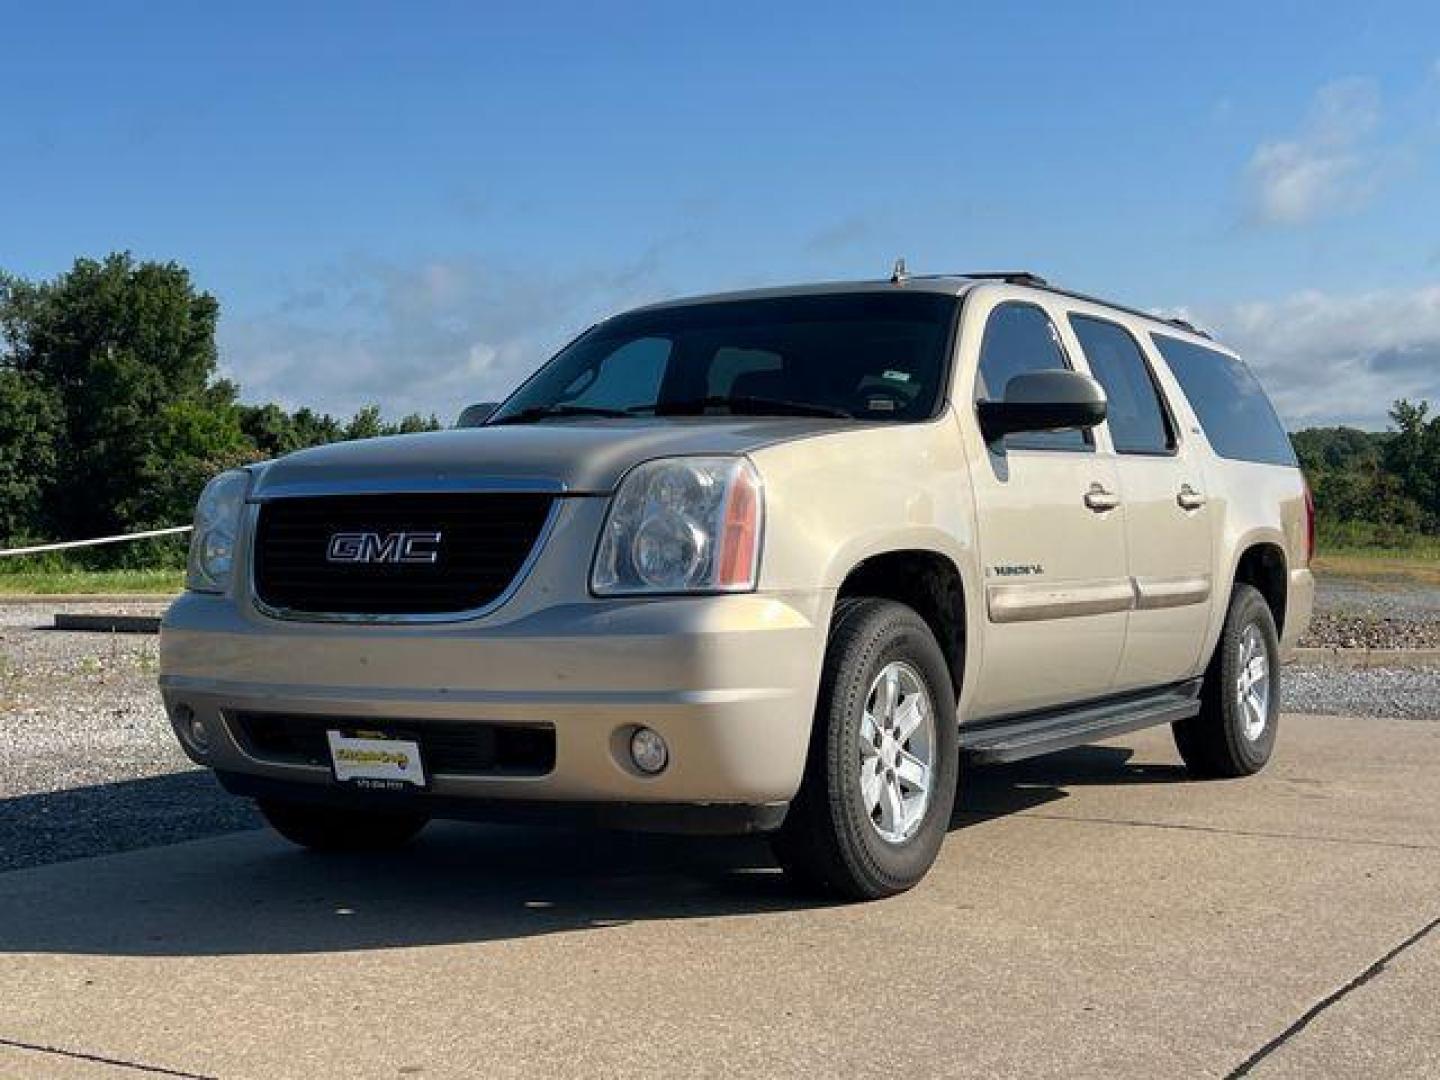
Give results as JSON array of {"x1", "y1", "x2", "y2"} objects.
[{"x1": 959, "y1": 681, "x2": 1202, "y2": 764}]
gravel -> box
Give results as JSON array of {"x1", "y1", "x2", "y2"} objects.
[
  {"x1": 1299, "y1": 574, "x2": 1440, "y2": 649},
  {"x1": 0, "y1": 601, "x2": 186, "y2": 796},
  {"x1": 2, "y1": 579, "x2": 1437, "y2": 873},
  {"x1": 1285, "y1": 664, "x2": 1440, "y2": 719},
  {"x1": 0, "y1": 601, "x2": 259, "y2": 871}
]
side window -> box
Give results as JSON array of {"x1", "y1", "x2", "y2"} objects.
[
  {"x1": 1151, "y1": 334, "x2": 1297, "y2": 466},
  {"x1": 557, "y1": 337, "x2": 670, "y2": 411},
  {"x1": 976, "y1": 301, "x2": 1088, "y2": 451},
  {"x1": 1068, "y1": 315, "x2": 1175, "y2": 455}
]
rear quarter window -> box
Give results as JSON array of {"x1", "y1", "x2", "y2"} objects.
[{"x1": 1150, "y1": 334, "x2": 1297, "y2": 466}]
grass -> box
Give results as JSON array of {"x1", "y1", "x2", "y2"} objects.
[
  {"x1": 1313, "y1": 529, "x2": 1440, "y2": 584},
  {"x1": 0, "y1": 567, "x2": 184, "y2": 595},
  {"x1": 1313, "y1": 550, "x2": 1440, "y2": 585}
]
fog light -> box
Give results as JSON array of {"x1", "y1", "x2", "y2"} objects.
[
  {"x1": 173, "y1": 704, "x2": 209, "y2": 754},
  {"x1": 629, "y1": 727, "x2": 669, "y2": 775}
]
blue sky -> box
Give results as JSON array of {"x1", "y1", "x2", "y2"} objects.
[{"x1": 3, "y1": 0, "x2": 1439, "y2": 427}]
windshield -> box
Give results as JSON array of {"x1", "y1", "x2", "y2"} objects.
[{"x1": 490, "y1": 292, "x2": 958, "y2": 424}]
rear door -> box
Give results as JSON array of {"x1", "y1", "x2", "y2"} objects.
[
  {"x1": 962, "y1": 293, "x2": 1129, "y2": 718},
  {"x1": 1062, "y1": 310, "x2": 1214, "y2": 689}
]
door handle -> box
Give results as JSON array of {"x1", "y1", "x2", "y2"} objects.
[
  {"x1": 1177, "y1": 483, "x2": 1207, "y2": 511},
  {"x1": 1084, "y1": 483, "x2": 1121, "y2": 512}
]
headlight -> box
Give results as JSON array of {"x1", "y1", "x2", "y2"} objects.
[
  {"x1": 592, "y1": 457, "x2": 763, "y2": 595},
  {"x1": 186, "y1": 470, "x2": 251, "y2": 593}
]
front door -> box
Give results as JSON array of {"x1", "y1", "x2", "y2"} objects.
[{"x1": 963, "y1": 296, "x2": 1129, "y2": 718}]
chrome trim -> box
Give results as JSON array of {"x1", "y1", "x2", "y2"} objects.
[
  {"x1": 987, "y1": 578, "x2": 1136, "y2": 624},
  {"x1": 250, "y1": 475, "x2": 569, "y2": 501},
  {"x1": 1133, "y1": 573, "x2": 1212, "y2": 611},
  {"x1": 248, "y1": 499, "x2": 564, "y2": 625}
]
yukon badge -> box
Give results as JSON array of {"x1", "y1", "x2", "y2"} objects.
[{"x1": 326, "y1": 531, "x2": 443, "y2": 565}]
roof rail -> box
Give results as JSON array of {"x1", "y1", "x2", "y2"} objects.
[
  {"x1": 903, "y1": 270, "x2": 1215, "y2": 340},
  {"x1": 1163, "y1": 316, "x2": 1209, "y2": 338},
  {"x1": 961, "y1": 271, "x2": 1049, "y2": 287}
]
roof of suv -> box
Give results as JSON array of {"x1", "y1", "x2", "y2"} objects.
[{"x1": 627, "y1": 272, "x2": 1217, "y2": 345}]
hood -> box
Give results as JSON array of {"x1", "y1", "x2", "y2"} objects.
[{"x1": 249, "y1": 417, "x2": 856, "y2": 498}]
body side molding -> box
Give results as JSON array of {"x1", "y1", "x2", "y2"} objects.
[
  {"x1": 986, "y1": 578, "x2": 1135, "y2": 623},
  {"x1": 987, "y1": 574, "x2": 1213, "y2": 623},
  {"x1": 1133, "y1": 573, "x2": 1212, "y2": 611}
]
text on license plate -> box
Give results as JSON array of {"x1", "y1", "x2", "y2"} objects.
[{"x1": 326, "y1": 730, "x2": 426, "y2": 789}]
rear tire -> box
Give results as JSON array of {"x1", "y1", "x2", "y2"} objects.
[
  {"x1": 1173, "y1": 582, "x2": 1280, "y2": 778},
  {"x1": 258, "y1": 799, "x2": 429, "y2": 852},
  {"x1": 772, "y1": 598, "x2": 959, "y2": 900}
]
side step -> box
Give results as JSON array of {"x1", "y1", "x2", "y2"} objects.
[{"x1": 959, "y1": 681, "x2": 1202, "y2": 765}]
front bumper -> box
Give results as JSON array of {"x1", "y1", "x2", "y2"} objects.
[{"x1": 159, "y1": 587, "x2": 830, "y2": 830}]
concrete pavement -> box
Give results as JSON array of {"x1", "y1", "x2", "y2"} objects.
[{"x1": 0, "y1": 713, "x2": 1436, "y2": 1079}]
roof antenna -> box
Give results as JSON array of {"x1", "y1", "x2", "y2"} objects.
[{"x1": 890, "y1": 257, "x2": 909, "y2": 284}]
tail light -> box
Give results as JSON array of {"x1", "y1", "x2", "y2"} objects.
[{"x1": 1302, "y1": 477, "x2": 1316, "y2": 568}]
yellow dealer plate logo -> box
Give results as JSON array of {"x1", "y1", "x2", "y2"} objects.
[{"x1": 326, "y1": 731, "x2": 426, "y2": 788}]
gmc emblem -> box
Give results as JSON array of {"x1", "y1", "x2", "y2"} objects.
[{"x1": 326, "y1": 531, "x2": 443, "y2": 565}]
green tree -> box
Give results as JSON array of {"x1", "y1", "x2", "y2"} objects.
[
  {"x1": 1, "y1": 253, "x2": 232, "y2": 543},
  {"x1": 237, "y1": 402, "x2": 303, "y2": 457},
  {"x1": 388, "y1": 412, "x2": 442, "y2": 435},
  {"x1": 127, "y1": 396, "x2": 256, "y2": 531},
  {"x1": 343, "y1": 404, "x2": 386, "y2": 441},
  {"x1": 1291, "y1": 425, "x2": 1384, "y2": 474},
  {"x1": 1383, "y1": 400, "x2": 1439, "y2": 529},
  {"x1": 289, "y1": 406, "x2": 345, "y2": 448},
  {"x1": 0, "y1": 367, "x2": 62, "y2": 544}
]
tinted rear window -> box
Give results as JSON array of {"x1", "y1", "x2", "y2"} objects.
[{"x1": 1151, "y1": 334, "x2": 1297, "y2": 466}]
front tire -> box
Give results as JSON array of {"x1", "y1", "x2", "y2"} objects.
[
  {"x1": 773, "y1": 598, "x2": 959, "y2": 900},
  {"x1": 1173, "y1": 582, "x2": 1280, "y2": 778},
  {"x1": 258, "y1": 799, "x2": 430, "y2": 852}
]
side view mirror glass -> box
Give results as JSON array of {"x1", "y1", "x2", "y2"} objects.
[
  {"x1": 455, "y1": 402, "x2": 499, "y2": 428},
  {"x1": 976, "y1": 369, "x2": 1107, "y2": 445}
]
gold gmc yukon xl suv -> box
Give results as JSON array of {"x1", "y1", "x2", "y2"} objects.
[{"x1": 161, "y1": 271, "x2": 1315, "y2": 899}]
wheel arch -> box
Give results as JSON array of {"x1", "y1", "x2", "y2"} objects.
[
  {"x1": 1228, "y1": 537, "x2": 1289, "y2": 636},
  {"x1": 833, "y1": 548, "x2": 969, "y2": 702}
]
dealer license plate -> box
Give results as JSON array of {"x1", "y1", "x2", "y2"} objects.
[{"x1": 326, "y1": 730, "x2": 427, "y2": 791}]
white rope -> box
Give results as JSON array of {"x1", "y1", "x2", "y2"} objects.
[{"x1": 0, "y1": 525, "x2": 192, "y2": 558}]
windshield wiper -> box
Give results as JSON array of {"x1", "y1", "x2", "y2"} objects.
[
  {"x1": 489, "y1": 404, "x2": 632, "y2": 425},
  {"x1": 632, "y1": 396, "x2": 853, "y2": 419}
]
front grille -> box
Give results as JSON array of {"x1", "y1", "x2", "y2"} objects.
[
  {"x1": 252, "y1": 492, "x2": 554, "y2": 616},
  {"x1": 230, "y1": 712, "x2": 556, "y2": 777}
]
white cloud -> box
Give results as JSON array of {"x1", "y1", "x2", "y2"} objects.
[
  {"x1": 1244, "y1": 78, "x2": 1382, "y2": 226},
  {"x1": 1182, "y1": 285, "x2": 1440, "y2": 428},
  {"x1": 218, "y1": 253, "x2": 670, "y2": 422}
]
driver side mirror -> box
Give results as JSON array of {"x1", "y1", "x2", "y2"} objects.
[
  {"x1": 455, "y1": 402, "x2": 499, "y2": 428},
  {"x1": 976, "y1": 370, "x2": 1107, "y2": 445}
]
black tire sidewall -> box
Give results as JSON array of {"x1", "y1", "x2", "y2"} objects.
[
  {"x1": 1215, "y1": 585, "x2": 1281, "y2": 772},
  {"x1": 820, "y1": 600, "x2": 959, "y2": 896}
]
